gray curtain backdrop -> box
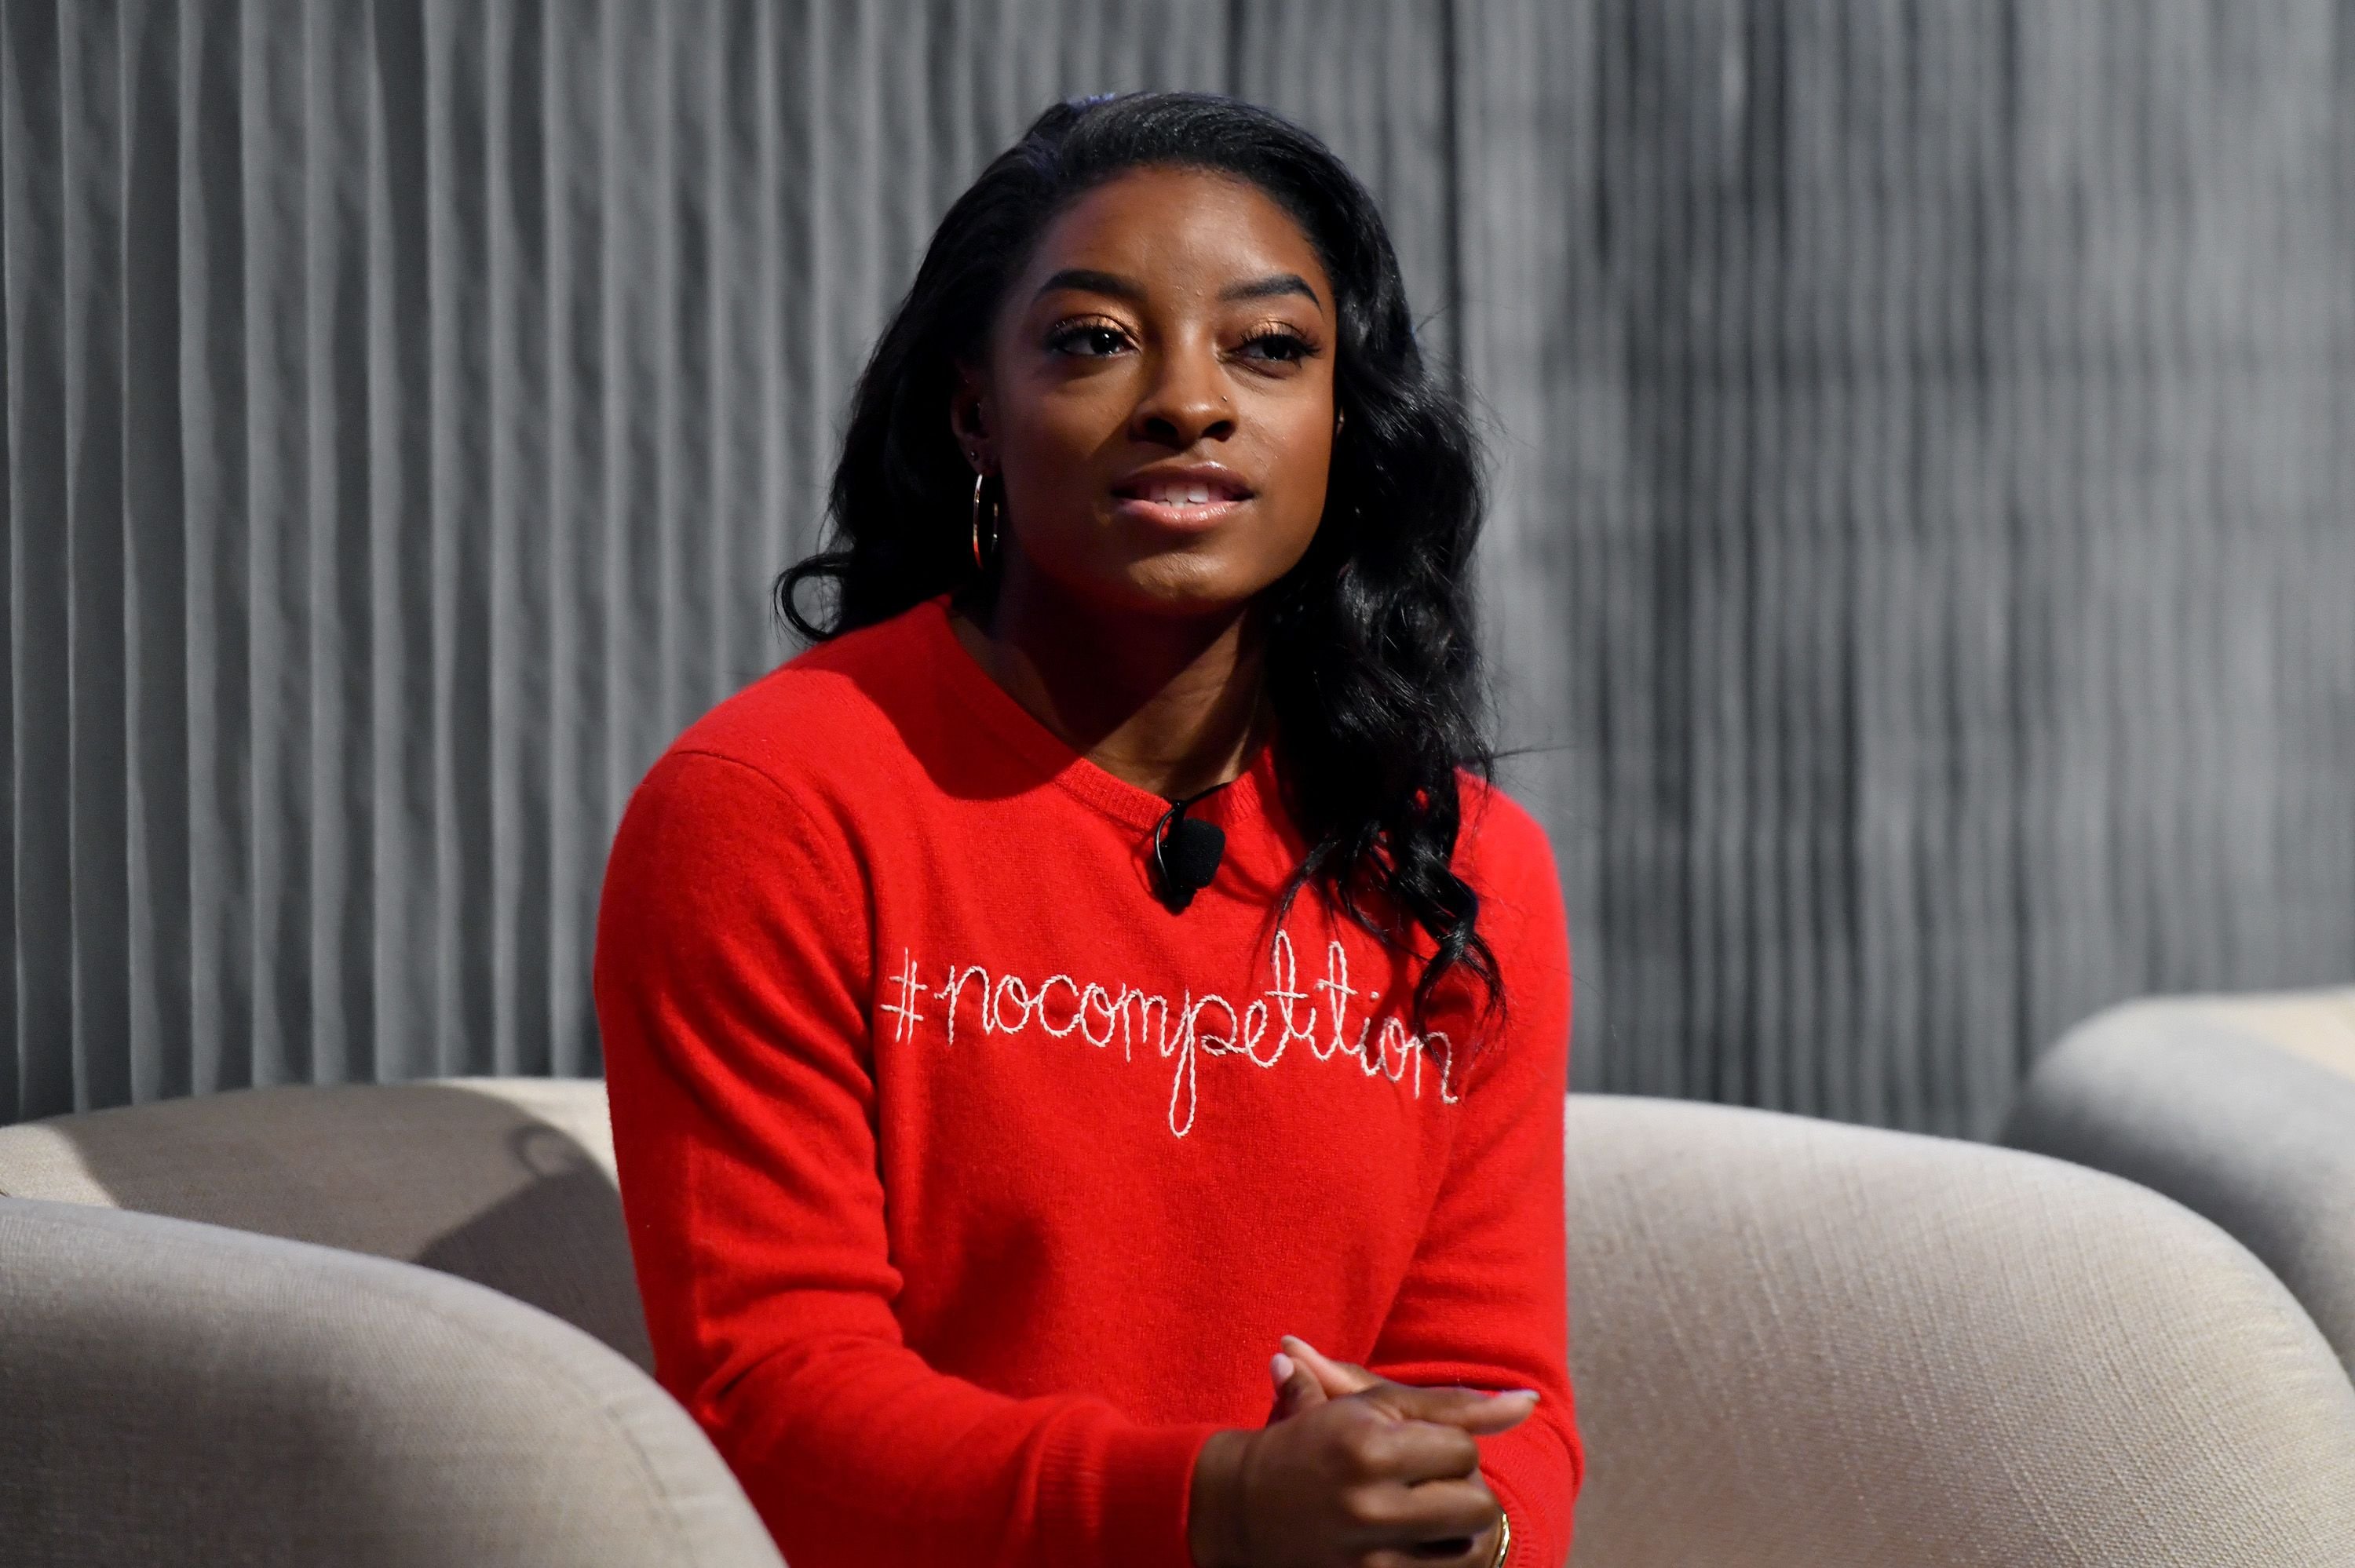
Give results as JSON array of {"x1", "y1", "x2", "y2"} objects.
[{"x1": 6, "y1": 0, "x2": 2353, "y2": 1136}]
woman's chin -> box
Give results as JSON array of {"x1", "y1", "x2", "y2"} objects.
[
  {"x1": 1102, "y1": 555, "x2": 1273, "y2": 619},
  {"x1": 1013, "y1": 535, "x2": 1297, "y2": 623}
]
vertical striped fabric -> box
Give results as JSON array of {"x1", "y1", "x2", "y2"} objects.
[{"x1": 5, "y1": 1, "x2": 2352, "y2": 1136}]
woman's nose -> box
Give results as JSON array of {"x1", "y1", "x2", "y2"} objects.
[{"x1": 1129, "y1": 337, "x2": 1236, "y2": 449}]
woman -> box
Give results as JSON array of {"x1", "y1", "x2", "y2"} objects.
[{"x1": 593, "y1": 90, "x2": 1580, "y2": 1568}]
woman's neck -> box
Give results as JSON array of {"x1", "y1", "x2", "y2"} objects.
[{"x1": 949, "y1": 565, "x2": 1271, "y2": 802}]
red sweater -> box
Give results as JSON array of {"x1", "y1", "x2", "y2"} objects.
[{"x1": 593, "y1": 595, "x2": 1583, "y2": 1568}]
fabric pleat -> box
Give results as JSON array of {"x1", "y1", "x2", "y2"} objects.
[{"x1": 5, "y1": 0, "x2": 2353, "y2": 1136}]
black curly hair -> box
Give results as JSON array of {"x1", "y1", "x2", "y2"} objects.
[{"x1": 777, "y1": 89, "x2": 1502, "y2": 1046}]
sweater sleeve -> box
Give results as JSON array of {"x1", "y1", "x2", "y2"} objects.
[
  {"x1": 593, "y1": 748, "x2": 1227, "y2": 1568},
  {"x1": 1361, "y1": 796, "x2": 1584, "y2": 1568}
]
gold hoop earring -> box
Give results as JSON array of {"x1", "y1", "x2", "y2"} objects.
[
  {"x1": 969, "y1": 472, "x2": 999, "y2": 571},
  {"x1": 1335, "y1": 408, "x2": 1346, "y2": 436}
]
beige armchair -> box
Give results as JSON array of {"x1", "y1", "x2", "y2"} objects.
[
  {"x1": 2003, "y1": 986, "x2": 2355, "y2": 1376},
  {"x1": 1563, "y1": 1096, "x2": 2355, "y2": 1566},
  {"x1": 5, "y1": 1081, "x2": 2352, "y2": 1566},
  {"x1": 0, "y1": 1080, "x2": 779, "y2": 1568}
]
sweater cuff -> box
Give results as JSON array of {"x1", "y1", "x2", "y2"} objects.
[
  {"x1": 1479, "y1": 1413, "x2": 1578, "y2": 1568},
  {"x1": 1041, "y1": 1417, "x2": 1229, "y2": 1568}
]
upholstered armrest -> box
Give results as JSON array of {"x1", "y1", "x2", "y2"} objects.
[
  {"x1": 2001, "y1": 988, "x2": 2355, "y2": 1373},
  {"x1": 0, "y1": 1197, "x2": 783, "y2": 1568},
  {"x1": 0, "y1": 1078, "x2": 654, "y2": 1371},
  {"x1": 1563, "y1": 1094, "x2": 2355, "y2": 1568}
]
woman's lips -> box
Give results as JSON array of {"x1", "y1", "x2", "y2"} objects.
[
  {"x1": 1109, "y1": 492, "x2": 1251, "y2": 531},
  {"x1": 1108, "y1": 475, "x2": 1254, "y2": 532}
]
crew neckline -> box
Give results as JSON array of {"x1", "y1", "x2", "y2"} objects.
[{"x1": 915, "y1": 593, "x2": 1282, "y2": 837}]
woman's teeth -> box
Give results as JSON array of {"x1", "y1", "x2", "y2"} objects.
[{"x1": 1143, "y1": 483, "x2": 1218, "y2": 505}]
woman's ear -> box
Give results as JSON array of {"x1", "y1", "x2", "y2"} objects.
[{"x1": 949, "y1": 363, "x2": 995, "y2": 475}]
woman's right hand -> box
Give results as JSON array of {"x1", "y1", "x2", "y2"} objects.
[{"x1": 1188, "y1": 1364, "x2": 1537, "y2": 1567}]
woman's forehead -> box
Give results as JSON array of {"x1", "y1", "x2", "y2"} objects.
[{"x1": 1019, "y1": 168, "x2": 1332, "y2": 307}]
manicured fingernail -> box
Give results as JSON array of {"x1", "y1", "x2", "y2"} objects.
[
  {"x1": 1497, "y1": 1387, "x2": 1540, "y2": 1401},
  {"x1": 1270, "y1": 1352, "x2": 1295, "y2": 1382}
]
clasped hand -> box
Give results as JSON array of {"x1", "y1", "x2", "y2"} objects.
[{"x1": 1188, "y1": 1335, "x2": 1536, "y2": 1568}]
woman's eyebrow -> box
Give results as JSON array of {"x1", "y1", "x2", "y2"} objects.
[
  {"x1": 1220, "y1": 273, "x2": 1324, "y2": 315},
  {"x1": 1031, "y1": 268, "x2": 1325, "y2": 317},
  {"x1": 1033, "y1": 268, "x2": 1143, "y2": 304}
]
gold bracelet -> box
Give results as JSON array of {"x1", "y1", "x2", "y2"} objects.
[{"x1": 1487, "y1": 1508, "x2": 1512, "y2": 1567}]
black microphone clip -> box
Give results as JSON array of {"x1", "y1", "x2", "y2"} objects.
[{"x1": 1151, "y1": 793, "x2": 1226, "y2": 913}]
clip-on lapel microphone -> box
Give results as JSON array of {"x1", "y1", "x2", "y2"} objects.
[{"x1": 1151, "y1": 789, "x2": 1227, "y2": 913}]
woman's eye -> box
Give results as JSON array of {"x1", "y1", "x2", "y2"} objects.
[
  {"x1": 1048, "y1": 323, "x2": 1130, "y2": 356},
  {"x1": 1239, "y1": 330, "x2": 1314, "y2": 365}
]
